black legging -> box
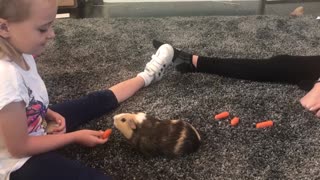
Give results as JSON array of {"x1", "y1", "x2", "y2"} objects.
[{"x1": 197, "y1": 55, "x2": 320, "y2": 90}]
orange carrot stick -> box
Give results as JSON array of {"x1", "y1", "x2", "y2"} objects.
[
  {"x1": 102, "y1": 129, "x2": 112, "y2": 139},
  {"x1": 214, "y1": 111, "x2": 230, "y2": 120},
  {"x1": 230, "y1": 117, "x2": 240, "y2": 126},
  {"x1": 256, "y1": 120, "x2": 273, "y2": 129}
]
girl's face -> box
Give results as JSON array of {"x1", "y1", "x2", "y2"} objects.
[{"x1": 7, "y1": 0, "x2": 57, "y2": 56}]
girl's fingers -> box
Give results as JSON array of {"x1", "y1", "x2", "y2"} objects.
[
  {"x1": 53, "y1": 123, "x2": 65, "y2": 132},
  {"x1": 89, "y1": 130, "x2": 104, "y2": 137},
  {"x1": 97, "y1": 137, "x2": 108, "y2": 144},
  {"x1": 93, "y1": 134, "x2": 108, "y2": 144}
]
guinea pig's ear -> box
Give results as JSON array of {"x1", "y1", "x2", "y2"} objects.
[{"x1": 128, "y1": 119, "x2": 137, "y2": 129}]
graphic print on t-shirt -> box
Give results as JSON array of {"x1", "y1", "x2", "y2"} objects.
[{"x1": 25, "y1": 86, "x2": 47, "y2": 134}]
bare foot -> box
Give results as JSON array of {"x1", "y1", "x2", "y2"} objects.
[
  {"x1": 300, "y1": 82, "x2": 320, "y2": 117},
  {"x1": 290, "y1": 6, "x2": 304, "y2": 17}
]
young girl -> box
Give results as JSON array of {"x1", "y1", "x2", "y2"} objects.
[
  {"x1": 153, "y1": 40, "x2": 320, "y2": 118},
  {"x1": 0, "y1": 0, "x2": 174, "y2": 179}
]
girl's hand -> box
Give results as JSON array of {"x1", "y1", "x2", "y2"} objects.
[
  {"x1": 300, "y1": 82, "x2": 320, "y2": 117},
  {"x1": 45, "y1": 109, "x2": 66, "y2": 134},
  {"x1": 73, "y1": 130, "x2": 108, "y2": 147}
]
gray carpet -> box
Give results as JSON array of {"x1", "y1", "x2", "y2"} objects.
[{"x1": 38, "y1": 15, "x2": 320, "y2": 179}]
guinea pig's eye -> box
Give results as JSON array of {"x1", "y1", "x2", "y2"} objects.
[{"x1": 121, "y1": 118, "x2": 126, "y2": 122}]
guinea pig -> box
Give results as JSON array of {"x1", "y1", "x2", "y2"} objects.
[{"x1": 113, "y1": 112, "x2": 201, "y2": 157}]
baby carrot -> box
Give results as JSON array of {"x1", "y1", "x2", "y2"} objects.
[
  {"x1": 256, "y1": 120, "x2": 274, "y2": 129},
  {"x1": 230, "y1": 117, "x2": 240, "y2": 126},
  {"x1": 214, "y1": 111, "x2": 230, "y2": 120},
  {"x1": 102, "y1": 129, "x2": 112, "y2": 139}
]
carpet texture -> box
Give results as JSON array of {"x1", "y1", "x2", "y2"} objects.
[{"x1": 38, "y1": 15, "x2": 320, "y2": 179}]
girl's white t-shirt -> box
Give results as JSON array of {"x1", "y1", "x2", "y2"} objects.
[{"x1": 0, "y1": 54, "x2": 49, "y2": 180}]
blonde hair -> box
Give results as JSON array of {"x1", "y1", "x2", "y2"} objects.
[{"x1": 0, "y1": 0, "x2": 31, "y2": 60}]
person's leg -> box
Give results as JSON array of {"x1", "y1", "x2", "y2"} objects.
[
  {"x1": 110, "y1": 43, "x2": 173, "y2": 102},
  {"x1": 50, "y1": 44, "x2": 174, "y2": 132},
  {"x1": 50, "y1": 90, "x2": 118, "y2": 132},
  {"x1": 196, "y1": 53, "x2": 320, "y2": 118},
  {"x1": 300, "y1": 82, "x2": 320, "y2": 117},
  {"x1": 153, "y1": 40, "x2": 320, "y2": 118},
  {"x1": 10, "y1": 151, "x2": 112, "y2": 180},
  {"x1": 153, "y1": 40, "x2": 320, "y2": 85},
  {"x1": 195, "y1": 55, "x2": 320, "y2": 85}
]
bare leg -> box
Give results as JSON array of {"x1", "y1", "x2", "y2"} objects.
[
  {"x1": 108, "y1": 76, "x2": 144, "y2": 103},
  {"x1": 109, "y1": 44, "x2": 174, "y2": 104},
  {"x1": 153, "y1": 40, "x2": 320, "y2": 119},
  {"x1": 192, "y1": 55, "x2": 199, "y2": 68}
]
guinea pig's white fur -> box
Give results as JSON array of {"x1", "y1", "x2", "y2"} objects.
[
  {"x1": 113, "y1": 112, "x2": 201, "y2": 157},
  {"x1": 113, "y1": 112, "x2": 147, "y2": 139}
]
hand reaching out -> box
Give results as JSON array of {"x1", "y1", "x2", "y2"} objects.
[
  {"x1": 44, "y1": 109, "x2": 109, "y2": 147},
  {"x1": 73, "y1": 130, "x2": 108, "y2": 147},
  {"x1": 300, "y1": 82, "x2": 320, "y2": 117}
]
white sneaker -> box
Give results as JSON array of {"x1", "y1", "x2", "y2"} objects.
[{"x1": 138, "y1": 44, "x2": 174, "y2": 87}]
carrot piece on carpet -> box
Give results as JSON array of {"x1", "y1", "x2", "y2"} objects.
[
  {"x1": 214, "y1": 111, "x2": 230, "y2": 120},
  {"x1": 256, "y1": 120, "x2": 274, "y2": 129},
  {"x1": 230, "y1": 117, "x2": 240, "y2": 126}
]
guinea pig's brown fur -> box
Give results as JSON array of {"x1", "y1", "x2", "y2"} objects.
[{"x1": 113, "y1": 112, "x2": 201, "y2": 157}]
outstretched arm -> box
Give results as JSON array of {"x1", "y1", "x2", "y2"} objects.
[{"x1": 0, "y1": 102, "x2": 107, "y2": 158}]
